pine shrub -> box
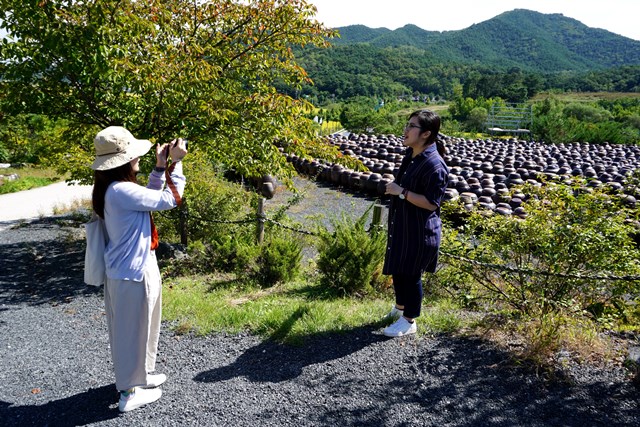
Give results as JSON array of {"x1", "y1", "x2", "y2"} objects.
[
  {"x1": 255, "y1": 233, "x2": 303, "y2": 287},
  {"x1": 316, "y1": 207, "x2": 388, "y2": 296}
]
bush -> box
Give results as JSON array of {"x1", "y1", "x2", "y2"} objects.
[
  {"x1": 0, "y1": 142, "x2": 8, "y2": 163},
  {"x1": 446, "y1": 181, "x2": 640, "y2": 321},
  {"x1": 316, "y1": 206, "x2": 388, "y2": 296},
  {"x1": 429, "y1": 227, "x2": 477, "y2": 308},
  {"x1": 466, "y1": 107, "x2": 488, "y2": 132},
  {"x1": 255, "y1": 233, "x2": 303, "y2": 287},
  {"x1": 0, "y1": 176, "x2": 57, "y2": 194},
  {"x1": 0, "y1": 114, "x2": 68, "y2": 164},
  {"x1": 563, "y1": 103, "x2": 613, "y2": 122},
  {"x1": 531, "y1": 98, "x2": 640, "y2": 144},
  {"x1": 165, "y1": 218, "x2": 302, "y2": 289},
  {"x1": 154, "y1": 151, "x2": 258, "y2": 244},
  {"x1": 208, "y1": 231, "x2": 259, "y2": 275}
]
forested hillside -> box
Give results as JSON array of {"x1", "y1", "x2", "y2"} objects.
[
  {"x1": 330, "y1": 9, "x2": 640, "y2": 72},
  {"x1": 290, "y1": 9, "x2": 640, "y2": 103}
]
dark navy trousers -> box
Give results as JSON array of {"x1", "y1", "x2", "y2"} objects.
[{"x1": 392, "y1": 272, "x2": 423, "y2": 319}]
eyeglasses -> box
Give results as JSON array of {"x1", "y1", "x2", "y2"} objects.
[{"x1": 404, "y1": 123, "x2": 421, "y2": 131}]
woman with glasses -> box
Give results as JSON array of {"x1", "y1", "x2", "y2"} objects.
[{"x1": 382, "y1": 110, "x2": 449, "y2": 337}]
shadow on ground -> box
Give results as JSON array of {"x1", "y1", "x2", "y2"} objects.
[
  {"x1": 0, "y1": 218, "x2": 101, "y2": 306},
  {"x1": 0, "y1": 385, "x2": 119, "y2": 426},
  {"x1": 196, "y1": 325, "x2": 639, "y2": 426},
  {"x1": 195, "y1": 311, "x2": 387, "y2": 384}
]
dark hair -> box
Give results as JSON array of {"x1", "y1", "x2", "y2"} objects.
[
  {"x1": 409, "y1": 109, "x2": 445, "y2": 157},
  {"x1": 92, "y1": 162, "x2": 137, "y2": 218}
]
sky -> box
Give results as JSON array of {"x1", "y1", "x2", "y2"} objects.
[{"x1": 308, "y1": 0, "x2": 640, "y2": 41}]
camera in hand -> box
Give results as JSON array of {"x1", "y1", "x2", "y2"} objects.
[{"x1": 164, "y1": 139, "x2": 188, "y2": 159}]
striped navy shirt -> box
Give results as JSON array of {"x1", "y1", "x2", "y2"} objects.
[{"x1": 382, "y1": 143, "x2": 449, "y2": 275}]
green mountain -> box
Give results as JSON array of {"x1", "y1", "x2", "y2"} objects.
[{"x1": 329, "y1": 9, "x2": 640, "y2": 73}]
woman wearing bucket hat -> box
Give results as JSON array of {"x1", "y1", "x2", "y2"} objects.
[{"x1": 91, "y1": 126, "x2": 187, "y2": 412}]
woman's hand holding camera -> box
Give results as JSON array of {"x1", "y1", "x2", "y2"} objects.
[
  {"x1": 168, "y1": 138, "x2": 188, "y2": 162},
  {"x1": 155, "y1": 138, "x2": 188, "y2": 168}
]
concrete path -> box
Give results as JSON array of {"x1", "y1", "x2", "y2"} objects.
[{"x1": 0, "y1": 181, "x2": 92, "y2": 224}]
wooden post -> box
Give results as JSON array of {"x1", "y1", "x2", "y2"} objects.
[
  {"x1": 257, "y1": 197, "x2": 265, "y2": 244},
  {"x1": 371, "y1": 203, "x2": 383, "y2": 234},
  {"x1": 179, "y1": 197, "x2": 188, "y2": 246}
]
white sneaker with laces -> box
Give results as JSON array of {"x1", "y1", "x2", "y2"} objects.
[
  {"x1": 386, "y1": 306, "x2": 404, "y2": 320},
  {"x1": 144, "y1": 373, "x2": 167, "y2": 388},
  {"x1": 118, "y1": 387, "x2": 162, "y2": 413},
  {"x1": 383, "y1": 317, "x2": 417, "y2": 337}
]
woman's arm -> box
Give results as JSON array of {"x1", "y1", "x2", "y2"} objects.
[
  {"x1": 111, "y1": 161, "x2": 186, "y2": 212},
  {"x1": 147, "y1": 142, "x2": 170, "y2": 190},
  {"x1": 402, "y1": 188, "x2": 438, "y2": 210},
  {"x1": 385, "y1": 182, "x2": 437, "y2": 210},
  {"x1": 147, "y1": 139, "x2": 188, "y2": 191}
]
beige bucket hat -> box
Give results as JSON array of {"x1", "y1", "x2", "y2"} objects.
[{"x1": 91, "y1": 126, "x2": 153, "y2": 170}]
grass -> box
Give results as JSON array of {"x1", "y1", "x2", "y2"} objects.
[
  {"x1": 161, "y1": 267, "x2": 628, "y2": 376},
  {"x1": 52, "y1": 198, "x2": 92, "y2": 216},
  {"x1": 318, "y1": 120, "x2": 343, "y2": 135},
  {"x1": 161, "y1": 272, "x2": 465, "y2": 345},
  {"x1": 471, "y1": 312, "x2": 621, "y2": 377},
  {"x1": 395, "y1": 103, "x2": 450, "y2": 117},
  {"x1": 0, "y1": 166, "x2": 62, "y2": 194}
]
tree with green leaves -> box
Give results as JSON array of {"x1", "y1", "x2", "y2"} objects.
[{"x1": 0, "y1": 0, "x2": 353, "y2": 183}]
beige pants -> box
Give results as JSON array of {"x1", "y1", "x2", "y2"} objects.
[{"x1": 104, "y1": 254, "x2": 162, "y2": 391}]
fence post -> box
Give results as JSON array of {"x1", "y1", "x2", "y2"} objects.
[
  {"x1": 371, "y1": 202, "x2": 384, "y2": 234},
  {"x1": 257, "y1": 197, "x2": 265, "y2": 244},
  {"x1": 179, "y1": 197, "x2": 188, "y2": 246}
]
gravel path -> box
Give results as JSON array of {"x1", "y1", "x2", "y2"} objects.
[{"x1": 1, "y1": 185, "x2": 639, "y2": 426}]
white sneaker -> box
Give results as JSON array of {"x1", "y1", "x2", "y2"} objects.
[
  {"x1": 386, "y1": 306, "x2": 404, "y2": 320},
  {"x1": 383, "y1": 317, "x2": 417, "y2": 337},
  {"x1": 118, "y1": 387, "x2": 162, "y2": 413},
  {"x1": 144, "y1": 373, "x2": 167, "y2": 388}
]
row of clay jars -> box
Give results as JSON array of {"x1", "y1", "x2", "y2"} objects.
[
  {"x1": 289, "y1": 153, "x2": 535, "y2": 217},
  {"x1": 330, "y1": 134, "x2": 640, "y2": 188},
  {"x1": 341, "y1": 136, "x2": 637, "y2": 203},
  {"x1": 287, "y1": 154, "x2": 394, "y2": 197},
  {"x1": 290, "y1": 154, "x2": 637, "y2": 218},
  {"x1": 296, "y1": 134, "x2": 640, "y2": 214},
  {"x1": 333, "y1": 135, "x2": 640, "y2": 171}
]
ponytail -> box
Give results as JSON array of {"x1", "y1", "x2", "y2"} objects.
[{"x1": 436, "y1": 139, "x2": 446, "y2": 157}]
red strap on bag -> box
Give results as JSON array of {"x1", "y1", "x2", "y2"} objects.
[
  {"x1": 165, "y1": 162, "x2": 182, "y2": 207},
  {"x1": 150, "y1": 213, "x2": 159, "y2": 250}
]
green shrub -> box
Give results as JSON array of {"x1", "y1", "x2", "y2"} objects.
[
  {"x1": 0, "y1": 142, "x2": 8, "y2": 163},
  {"x1": 165, "y1": 222, "x2": 302, "y2": 288},
  {"x1": 316, "y1": 206, "x2": 388, "y2": 296},
  {"x1": 466, "y1": 107, "x2": 488, "y2": 132},
  {"x1": 429, "y1": 227, "x2": 477, "y2": 308},
  {"x1": 563, "y1": 103, "x2": 613, "y2": 122},
  {"x1": 448, "y1": 181, "x2": 640, "y2": 320},
  {"x1": 0, "y1": 176, "x2": 57, "y2": 194},
  {"x1": 531, "y1": 99, "x2": 640, "y2": 144},
  {"x1": 209, "y1": 231, "x2": 260, "y2": 275},
  {"x1": 0, "y1": 114, "x2": 68, "y2": 164},
  {"x1": 154, "y1": 151, "x2": 257, "y2": 244},
  {"x1": 255, "y1": 233, "x2": 303, "y2": 287}
]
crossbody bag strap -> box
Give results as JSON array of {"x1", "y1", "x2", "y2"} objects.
[{"x1": 165, "y1": 161, "x2": 182, "y2": 206}]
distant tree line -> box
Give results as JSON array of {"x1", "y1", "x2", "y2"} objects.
[{"x1": 281, "y1": 46, "x2": 640, "y2": 105}]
